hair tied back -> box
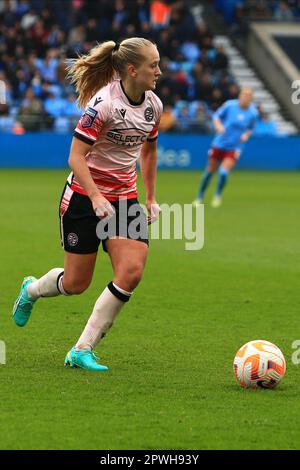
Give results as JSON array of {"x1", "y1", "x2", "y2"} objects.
[{"x1": 113, "y1": 42, "x2": 120, "y2": 52}]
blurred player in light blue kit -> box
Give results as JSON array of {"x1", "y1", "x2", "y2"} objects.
[{"x1": 193, "y1": 88, "x2": 258, "y2": 207}]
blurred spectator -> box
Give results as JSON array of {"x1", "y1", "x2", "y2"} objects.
[
  {"x1": 189, "y1": 101, "x2": 214, "y2": 134},
  {"x1": 253, "y1": 104, "x2": 279, "y2": 136},
  {"x1": 294, "y1": 0, "x2": 300, "y2": 18},
  {"x1": 150, "y1": 1, "x2": 171, "y2": 30},
  {"x1": 156, "y1": 29, "x2": 172, "y2": 60},
  {"x1": 180, "y1": 40, "x2": 200, "y2": 63},
  {"x1": 226, "y1": 83, "x2": 240, "y2": 100},
  {"x1": 213, "y1": 46, "x2": 229, "y2": 70},
  {"x1": 214, "y1": 0, "x2": 245, "y2": 24},
  {"x1": 35, "y1": 49, "x2": 59, "y2": 84},
  {"x1": 252, "y1": 0, "x2": 271, "y2": 19},
  {"x1": 174, "y1": 102, "x2": 192, "y2": 133},
  {"x1": 215, "y1": 0, "x2": 298, "y2": 25},
  {"x1": 67, "y1": 24, "x2": 86, "y2": 55},
  {"x1": 0, "y1": 101, "x2": 9, "y2": 115},
  {"x1": 159, "y1": 104, "x2": 178, "y2": 132},
  {"x1": 210, "y1": 88, "x2": 224, "y2": 112},
  {"x1": 44, "y1": 92, "x2": 65, "y2": 118},
  {"x1": 85, "y1": 18, "x2": 100, "y2": 44},
  {"x1": 194, "y1": 73, "x2": 214, "y2": 103},
  {"x1": 56, "y1": 55, "x2": 68, "y2": 85},
  {"x1": 194, "y1": 22, "x2": 214, "y2": 49},
  {"x1": 274, "y1": 1, "x2": 294, "y2": 20},
  {"x1": 20, "y1": 8, "x2": 38, "y2": 31},
  {"x1": 17, "y1": 87, "x2": 45, "y2": 131},
  {"x1": 63, "y1": 92, "x2": 82, "y2": 128}
]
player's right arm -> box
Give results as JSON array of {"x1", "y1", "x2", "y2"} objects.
[
  {"x1": 213, "y1": 118, "x2": 225, "y2": 135},
  {"x1": 213, "y1": 101, "x2": 230, "y2": 134},
  {"x1": 68, "y1": 137, "x2": 115, "y2": 218}
]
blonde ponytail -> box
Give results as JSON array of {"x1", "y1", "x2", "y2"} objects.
[
  {"x1": 67, "y1": 37, "x2": 155, "y2": 109},
  {"x1": 66, "y1": 41, "x2": 116, "y2": 108}
]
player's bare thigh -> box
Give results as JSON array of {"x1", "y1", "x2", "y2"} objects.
[
  {"x1": 220, "y1": 155, "x2": 238, "y2": 171},
  {"x1": 62, "y1": 251, "x2": 98, "y2": 294},
  {"x1": 105, "y1": 238, "x2": 149, "y2": 292},
  {"x1": 207, "y1": 149, "x2": 220, "y2": 173}
]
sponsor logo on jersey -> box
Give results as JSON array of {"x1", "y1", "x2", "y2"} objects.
[
  {"x1": 106, "y1": 128, "x2": 147, "y2": 146},
  {"x1": 94, "y1": 96, "x2": 103, "y2": 106},
  {"x1": 144, "y1": 106, "x2": 154, "y2": 122},
  {"x1": 119, "y1": 109, "x2": 126, "y2": 118},
  {"x1": 80, "y1": 107, "x2": 98, "y2": 128}
]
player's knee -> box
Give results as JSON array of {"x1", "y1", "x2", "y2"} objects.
[
  {"x1": 118, "y1": 263, "x2": 145, "y2": 291},
  {"x1": 219, "y1": 167, "x2": 230, "y2": 176},
  {"x1": 131, "y1": 270, "x2": 144, "y2": 289},
  {"x1": 62, "y1": 277, "x2": 91, "y2": 295}
]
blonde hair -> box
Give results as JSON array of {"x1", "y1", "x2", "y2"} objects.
[{"x1": 66, "y1": 37, "x2": 155, "y2": 108}]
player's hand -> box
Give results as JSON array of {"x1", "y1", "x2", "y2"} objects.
[
  {"x1": 91, "y1": 195, "x2": 115, "y2": 219},
  {"x1": 146, "y1": 200, "x2": 161, "y2": 225},
  {"x1": 240, "y1": 133, "x2": 249, "y2": 142},
  {"x1": 216, "y1": 124, "x2": 225, "y2": 135}
]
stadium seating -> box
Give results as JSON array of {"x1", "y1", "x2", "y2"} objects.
[
  {"x1": 0, "y1": 0, "x2": 297, "y2": 134},
  {"x1": 0, "y1": 0, "x2": 236, "y2": 133}
]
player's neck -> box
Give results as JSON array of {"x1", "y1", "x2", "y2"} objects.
[
  {"x1": 120, "y1": 80, "x2": 145, "y2": 105},
  {"x1": 239, "y1": 102, "x2": 250, "y2": 109}
]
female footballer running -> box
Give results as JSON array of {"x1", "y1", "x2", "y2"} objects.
[
  {"x1": 193, "y1": 88, "x2": 258, "y2": 207},
  {"x1": 13, "y1": 38, "x2": 163, "y2": 371}
]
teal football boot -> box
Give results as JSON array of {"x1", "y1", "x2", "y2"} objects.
[
  {"x1": 64, "y1": 347, "x2": 109, "y2": 371},
  {"x1": 13, "y1": 276, "x2": 37, "y2": 327}
]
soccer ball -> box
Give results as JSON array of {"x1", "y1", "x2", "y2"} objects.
[{"x1": 233, "y1": 340, "x2": 286, "y2": 389}]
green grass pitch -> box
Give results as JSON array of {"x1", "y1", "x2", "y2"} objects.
[{"x1": 0, "y1": 168, "x2": 299, "y2": 450}]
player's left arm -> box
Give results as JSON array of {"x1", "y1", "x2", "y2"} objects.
[
  {"x1": 240, "y1": 109, "x2": 258, "y2": 142},
  {"x1": 140, "y1": 139, "x2": 160, "y2": 224},
  {"x1": 240, "y1": 130, "x2": 252, "y2": 142}
]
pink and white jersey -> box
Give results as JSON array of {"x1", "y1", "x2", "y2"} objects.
[{"x1": 70, "y1": 79, "x2": 163, "y2": 201}]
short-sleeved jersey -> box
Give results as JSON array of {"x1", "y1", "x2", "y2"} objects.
[
  {"x1": 70, "y1": 79, "x2": 163, "y2": 201},
  {"x1": 212, "y1": 99, "x2": 258, "y2": 151}
]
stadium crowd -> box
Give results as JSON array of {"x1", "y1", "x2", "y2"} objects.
[
  {"x1": 0, "y1": 0, "x2": 278, "y2": 135},
  {"x1": 214, "y1": 0, "x2": 300, "y2": 27}
]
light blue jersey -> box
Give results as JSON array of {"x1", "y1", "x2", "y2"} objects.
[{"x1": 212, "y1": 99, "x2": 258, "y2": 151}]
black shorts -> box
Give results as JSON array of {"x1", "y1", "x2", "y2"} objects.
[{"x1": 59, "y1": 189, "x2": 149, "y2": 254}]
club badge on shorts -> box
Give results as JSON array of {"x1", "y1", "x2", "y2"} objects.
[{"x1": 67, "y1": 233, "x2": 79, "y2": 247}]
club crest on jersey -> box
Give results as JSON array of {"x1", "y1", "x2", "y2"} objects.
[
  {"x1": 80, "y1": 107, "x2": 98, "y2": 128},
  {"x1": 144, "y1": 106, "x2": 154, "y2": 122}
]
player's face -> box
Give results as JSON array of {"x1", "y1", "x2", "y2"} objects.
[
  {"x1": 239, "y1": 89, "x2": 253, "y2": 108},
  {"x1": 134, "y1": 45, "x2": 162, "y2": 91}
]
